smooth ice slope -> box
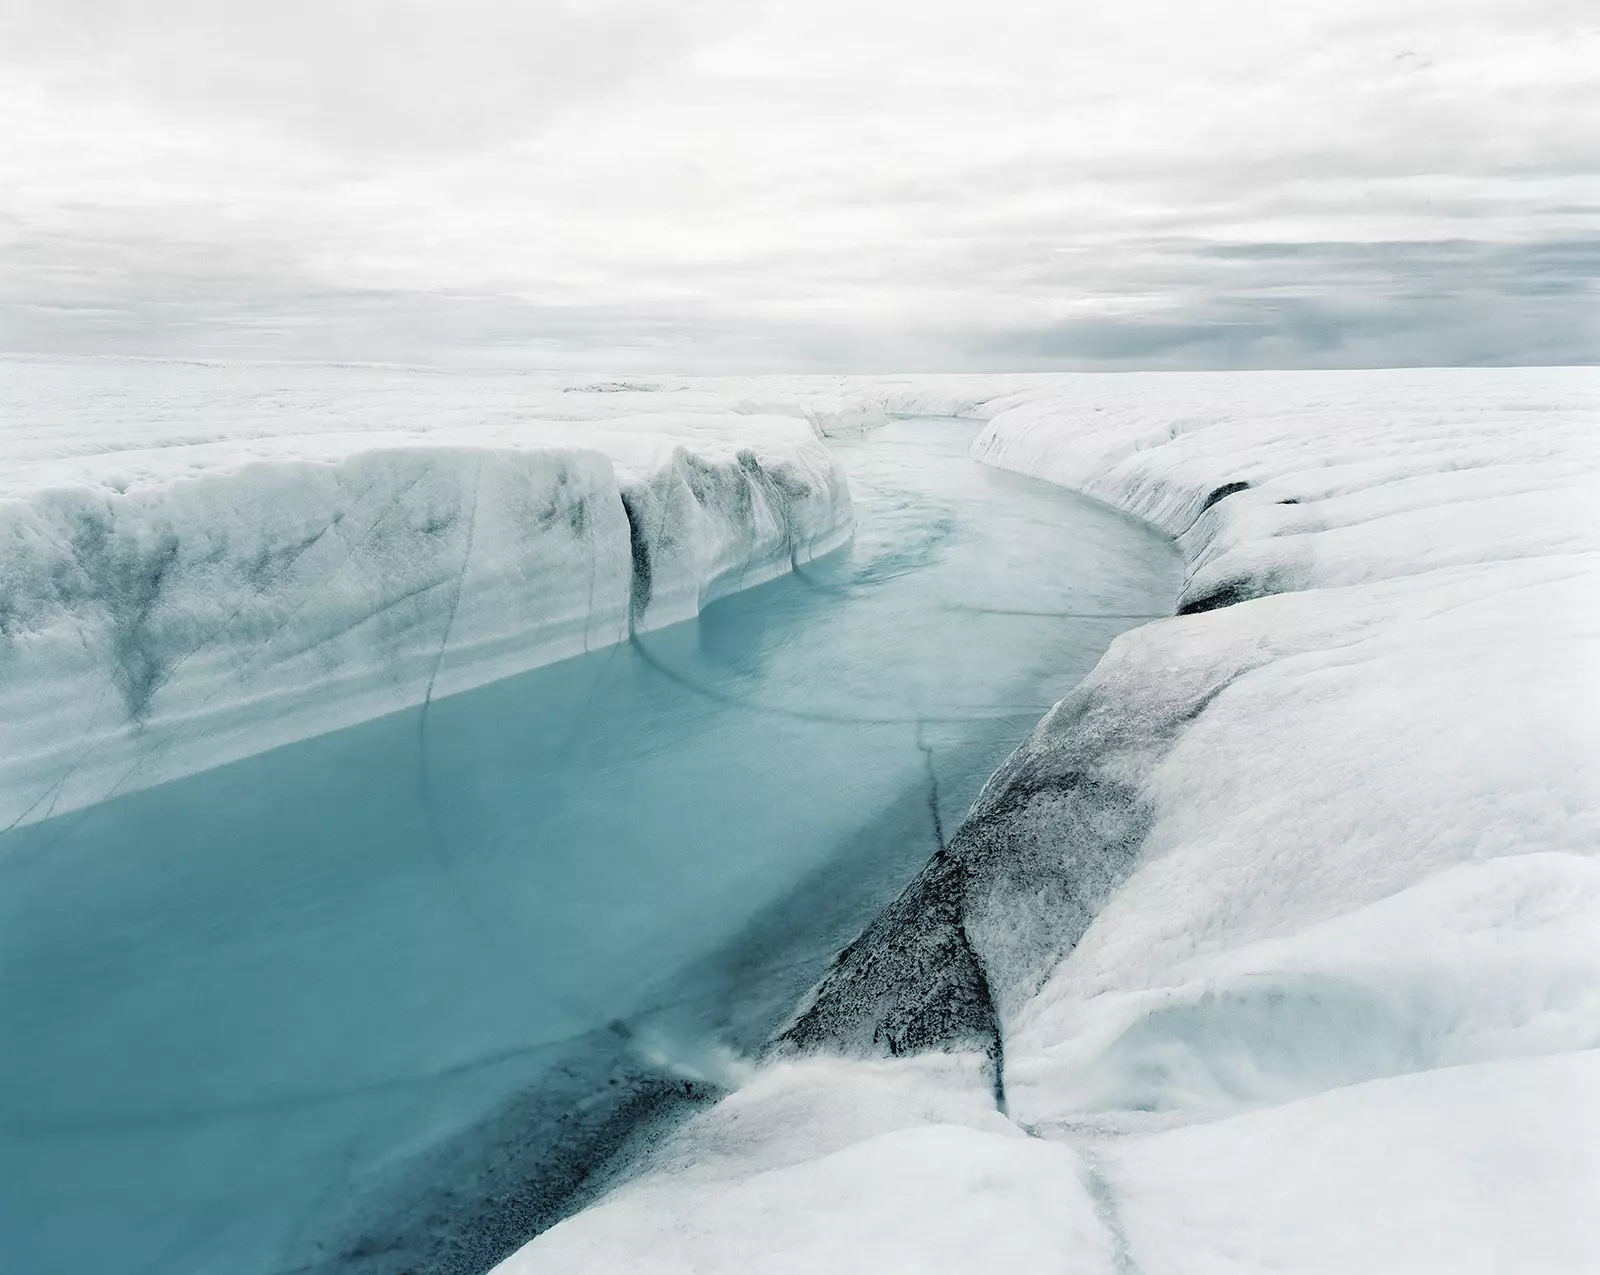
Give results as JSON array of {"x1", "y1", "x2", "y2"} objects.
[
  {"x1": 0, "y1": 359, "x2": 853, "y2": 824},
  {"x1": 503, "y1": 367, "x2": 1600, "y2": 1275}
]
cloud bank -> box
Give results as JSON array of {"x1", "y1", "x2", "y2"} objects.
[{"x1": 1, "y1": 0, "x2": 1596, "y2": 369}]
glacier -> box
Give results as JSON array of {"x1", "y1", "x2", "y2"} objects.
[
  {"x1": 501, "y1": 366, "x2": 1600, "y2": 1275},
  {"x1": 3, "y1": 358, "x2": 1596, "y2": 1275}
]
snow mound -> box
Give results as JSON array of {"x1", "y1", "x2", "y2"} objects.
[
  {"x1": 504, "y1": 366, "x2": 1600, "y2": 1274},
  {"x1": 1102, "y1": 1051, "x2": 1600, "y2": 1275},
  {"x1": 495, "y1": 1053, "x2": 1115, "y2": 1275},
  {"x1": 0, "y1": 361, "x2": 854, "y2": 824}
]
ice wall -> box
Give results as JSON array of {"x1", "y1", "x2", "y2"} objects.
[{"x1": 0, "y1": 383, "x2": 852, "y2": 826}]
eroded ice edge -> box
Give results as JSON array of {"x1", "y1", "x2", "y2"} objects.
[
  {"x1": 505, "y1": 366, "x2": 1600, "y2": 1275},
  {"x1": 1, "y1": 362, "x2": 878, "y2": 826}
]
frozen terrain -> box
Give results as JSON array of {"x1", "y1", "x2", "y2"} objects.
[
  {"x1": 504, "y1": 367, "x2": 1600, "y2": 1275},
  {"x1": 4, "y1": 361, "x2": 1596, "y2": 1275},
  {"x1": 0, "y1": 381, "x2": 1179, "y2": 1275}
]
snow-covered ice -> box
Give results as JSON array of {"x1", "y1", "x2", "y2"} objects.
[
  {"x1": 502, "y1": 366, "x2": 1600, "y2": 1275},
  {"x1": 517, "y1": 1054, "x2": 1117, "y2": 1275},
  {"x1": 1100, "y1": 1050, "x2": 1600, "y2": 1275}
]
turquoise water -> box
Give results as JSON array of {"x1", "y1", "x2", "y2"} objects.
[{"x1": 0, "y1": 419, "x2": 1179, "y2": 1274}]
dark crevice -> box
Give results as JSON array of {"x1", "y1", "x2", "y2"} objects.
[
  {"x1": 1083, "y1": 1151, "x2": 1143, "y2": 1275},
  {"x1": 1197, "y1": 480, "x2": 1250, "y2": 514},
  {"x1": 618, "y1": 491, "x2": 653, "y2": 629},
  {"x1": 1177, "y1": 582, "x2": 1251, "y2": 615},
  {"x1": 962, "y1": 920, "x2": 1008, "y2": 1113}
]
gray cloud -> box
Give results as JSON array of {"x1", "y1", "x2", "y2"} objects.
[
  {"x1": 6, "y1": 226, "x2": 1592, "y2": 372},
  {"x1": 984, "y1": 292, "x2": 1599, "y2": 372},
  {"x1": 1, "y1": 0, "x2": 1597, "y2": 368}
]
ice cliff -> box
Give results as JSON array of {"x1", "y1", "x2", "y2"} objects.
[{"x1": 0, "y1": 361, "x2": 853, "y2": 825}]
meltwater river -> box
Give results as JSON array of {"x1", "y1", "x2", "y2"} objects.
[{"x1": 0, "y1": 418, "x2": 1179, "y2": 1275}]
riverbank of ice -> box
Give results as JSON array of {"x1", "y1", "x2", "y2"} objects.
[
  {"x1": 503, "y1": 366, "x2": 1600, "y2": 1275},
  {"x1": 0, "y1": 360, "x2": 856, "y2": 825}
]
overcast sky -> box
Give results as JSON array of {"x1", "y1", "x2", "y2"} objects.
[{"x1": 2, "y1": 0, "x2": 1596, "y2": 370}]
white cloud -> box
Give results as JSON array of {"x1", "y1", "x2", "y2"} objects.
[{"x1": 0, "y1": 0, "x2": 741, "y2": 153}]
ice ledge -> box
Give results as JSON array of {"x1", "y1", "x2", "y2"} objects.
[{"x1": 0, "y1": 425, "x2": 852, "y2": 827}]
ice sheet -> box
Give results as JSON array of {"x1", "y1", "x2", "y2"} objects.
[
  {"x1": 6, "y1": 361, "x2": 1597, "y2": 1272},
  {"x1": 504, "y1": 366, "x2": 1600, "y2": 1275}
]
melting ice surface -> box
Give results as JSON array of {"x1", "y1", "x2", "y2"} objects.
[{"x1": 0, "y1": 418, "x2": 1179, "y2": 1275}]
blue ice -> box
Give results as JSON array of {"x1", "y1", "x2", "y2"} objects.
[{"x1": 0, "y1": 419, "x2": 1178, "y2": 1274}]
